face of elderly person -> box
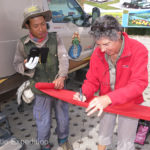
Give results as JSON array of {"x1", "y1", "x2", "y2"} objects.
[
  {"x1": 26, "y1": 16, "x2": 47, "y2": 39},
  {"x1": 96, "y1": 32, "x2": 122, "y2": 57},
  {"x1": 91, "y1": 15, "x2": 123, "y2": 58}
]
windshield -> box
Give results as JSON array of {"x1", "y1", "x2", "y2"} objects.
[{"x1": 47, "y1": 0, "x2": 84, "y2": 24}]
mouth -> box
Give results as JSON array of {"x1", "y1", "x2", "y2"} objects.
[
  {"x1": 39, "y1": 32, "x2": 47, "y2": 38},
  {"x1": 105, "y1": 51, "x2": 112, "y2": 55},
  {"x1": 39, "y1": 33, "x2": 45, "y2": 36}
]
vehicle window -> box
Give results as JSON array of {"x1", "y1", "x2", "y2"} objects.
[{"x1": 47, "y1": 0, "x2": 84, "y2": 26}]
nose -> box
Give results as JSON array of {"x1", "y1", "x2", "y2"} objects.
[
  {"x1": 100, "y1": 46, "x2": 107, "y2": 52},
  {"x1": 38, "y1": 25, "x2": 43, "y2": 32}
]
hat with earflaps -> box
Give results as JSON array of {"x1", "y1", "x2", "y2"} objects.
[{"x1": 22, "y1": 5, "x2": 52, "y2": 29}]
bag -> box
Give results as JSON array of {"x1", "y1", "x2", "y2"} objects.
[
  {"x1": 135, "y1": 120, "x2": 150, "y2": 145},
  {"x1": 22, "y1": 87, "x2": 35, "y2": 104},
  {"x1": 17, "y1": 80, "x2": 35, "y2": 105}
]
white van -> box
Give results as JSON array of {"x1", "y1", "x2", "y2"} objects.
[{"x1": 0, "y1": 0, "x2": 100, "y2": 97}]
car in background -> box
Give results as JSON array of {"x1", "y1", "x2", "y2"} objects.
[
  {"x1": 123, "y1": 0, "x2": 150, "y2": 9},
  {"x1": 138, "y1": 1, "x2": 150, "y2": 8}
]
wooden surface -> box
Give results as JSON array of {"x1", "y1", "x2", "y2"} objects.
[{"x1": 0, "y1": 73, "x2": 28, "y2": 98}]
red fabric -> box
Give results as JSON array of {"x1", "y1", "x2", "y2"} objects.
[
  {"x1": 35, "y1": 82, "x2": 150, "y2": 121},
  {"x1": 29, "y1": 32, "x2": 48, "y2": 43},
  {"x1": 82, "y1": 32, "x2": 148, "y2": 105},
  {"x1": 35, "y1": 82, "x2": 55, "y2": 89}
]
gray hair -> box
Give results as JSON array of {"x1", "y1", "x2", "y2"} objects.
[{"x1": 90, "y1": 15, "x2": 123, "y2": 41}]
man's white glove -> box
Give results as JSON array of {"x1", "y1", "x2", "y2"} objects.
[{"x1": 25, "y1": 57, "x2": 39, "y2": 69}]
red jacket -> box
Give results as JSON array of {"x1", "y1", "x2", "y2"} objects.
[{"x1": 82, "y1": 32, "x2": 148, "y2": 105}]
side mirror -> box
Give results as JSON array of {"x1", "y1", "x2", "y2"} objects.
[
  {"x1": 82, "y1": 13, "x2": 92, "y2": 27},
  {"x1": 74, "y1": 13, "x2": 91, "y2": 27},
  {"x1": 92, "y1": 7, "x2": 100, "y2": 24}
]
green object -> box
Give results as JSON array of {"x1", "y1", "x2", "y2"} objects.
[{"x1": 72, "y1": 37, "x2": 80, "y2": 45}]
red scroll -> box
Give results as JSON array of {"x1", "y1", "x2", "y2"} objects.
[{"x1": 35, "y1": 82, "x2": 150, "y2": 121}]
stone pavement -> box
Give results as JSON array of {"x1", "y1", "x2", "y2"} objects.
[{"x1": 0, "y1": 35, "x2": 150, "y2": 150}]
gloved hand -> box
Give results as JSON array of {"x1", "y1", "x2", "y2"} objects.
[{"x1": 25, "y1": 56, "x2": 39, "y2": 69}]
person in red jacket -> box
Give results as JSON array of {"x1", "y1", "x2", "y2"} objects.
[{"x1": 73, "y1": 15, "x2": 148, "y2": 150}]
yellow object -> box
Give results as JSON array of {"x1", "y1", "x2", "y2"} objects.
[
  {"x1": 83, "y1": 57, "x2": 91, "y2": 61},
  {"x1": 72, "y1": 32, "x2": 80, "y2": 42},
  {"x1": 0, "y1": 78, "x2": 7, "y2": 84},
  {"x1": 39, "y1": 56, "x2": 42, "y2": 64},
  {"x1": 27, "y1": 6, "x2": 39, "y2": 13}
]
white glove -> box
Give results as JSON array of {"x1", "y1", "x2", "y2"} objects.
[{"x1": 25, "y1": 57, "x2": 39, "y2": 69}]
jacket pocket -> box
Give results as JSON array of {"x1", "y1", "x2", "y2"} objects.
[{"x1": 116, "y1": 65, "x2": 131, "y2": 87}]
